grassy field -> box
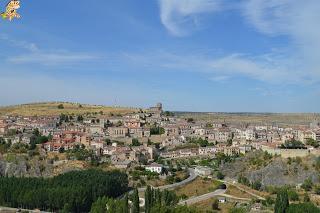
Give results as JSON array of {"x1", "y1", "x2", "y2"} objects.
[
  {"x1": 175, "y1": 177, "x2": 222, "y2": 198},
  {"x1": 225, "y1": 185, "x2": 255, "y2": 199},
  {"x1": 177, "y1": 112, "x2": 320, "y2": 125},
  {"x1": 0, "y1": 102, "x2": 137, "y2": 116}
]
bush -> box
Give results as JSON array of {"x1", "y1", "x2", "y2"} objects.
[
  {"x1": 252, "y1": 180, "x2": 262, "y2": 191},
  {"x1": 238, "y1": 175, "x2": 250, "y2": 186},
  {"x1": 274, "y1": 189, "x2": 289, "y2": 213},
  {"x1": 303, "y1": 193, "x2": 310, "y2": 202},
  {"x1": 315, "y1": 185, "x2": 320, "y2": 195},
  {"x1": 286, "y1": 202, "x2": 320, "y2": 213},
  {"x1": 288, "y1": 189, "x2": 299, "y2": 201},
  {"x1": 132, "y1": 138, "x2": 141, "y2": 146},
  {"x1": 57, "y1": 104, "x2": 64, "y2": 109},
  {"x1": 301, "y1": 178, "x2": 313, "y2": 191},
  {"x1": 212, "y1": 198, "x2": 219, "y2": 210},
  {"x1": 216, "y1": 171, "x2": 225, "y2": 180},
  {"x1": 280, "y1": 140, "x2": 305, "y2": 149}
]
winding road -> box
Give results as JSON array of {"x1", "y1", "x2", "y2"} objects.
[
  {"x1": 138, "y1": 168, "x2": 197, "y2": 192},
  {"x1": 177, "y1": 178, "x2": 266, "y2": 206}
]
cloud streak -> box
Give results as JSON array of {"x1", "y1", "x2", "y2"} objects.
[
  {"x1": 159, "y1": 0, "x2": 221, "y2": 36},
  {"x1": 0, "y1": 33, "x2": 100, "y2": 66},
  {"x1": 8, "y1": 52, "x2": 100, "y2": 65},
  {"x1": 157, "y1": 0, "x2": 320, "y2": 84}
]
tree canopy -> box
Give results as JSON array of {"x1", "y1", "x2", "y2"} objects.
[{"x1": 0, "y1": 169, "x2": 128, "y2": 212}]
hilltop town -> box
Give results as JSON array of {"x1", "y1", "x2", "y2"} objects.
[{"x1": 1, "y1": 102, "x2": 320, "y2": 212}]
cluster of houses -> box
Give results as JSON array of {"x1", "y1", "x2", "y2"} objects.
[{"x1": 1, "y1": 104, "x2": 320, "y2": 168}]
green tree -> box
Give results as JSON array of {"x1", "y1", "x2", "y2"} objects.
[
  {"x1": 0, "y1": 170, "x2": 128, "y2": 212},
  {"x1": 280, "y1": 140, "x2": 305, "y2": 149},
  {"x1": 123, "y1": 193, "x2": 129, "y2": 213},
  {"x1": 274, "y1": 189, "x2": 289, "y2": 213},
  {"x1": 132, "y1": 138, "x2": 141, "y2": 146},
  {"x1": 187, "y1": 118, "x2": 194, "y2": 123},
  {"x1": 61, "y1": 203, "x2": 72, "y2": 213},
  {"x1": 216, "y1": 171, "x2": 225, "y2": 180},
  {"x1": 288, "y1": 189, "x2": 299, "y2": 201},
  {"x1": 286, "y1": 202, "x2": 320, "y2": 213},
  {"x1": 303, "y1": 193, "x2": 310, "y2": 202},
  {"x1": 252, "y1": 180, "x2": 262, "y2": 191},
  {"x1": 132, "y1": 188, "x2": 140, "y2": 213},
  {"x1": 90, "y1": 197, "x2": 107, "y2": 213},
  {"x1": 57, "y1": 104, "x2": 64, "y2": 109},
  {"x1": 301, "y1": 178, "x2": 313, "y2": 191},
  {"x1": 306, "y1": 138, "x2": 319, "y2": 148},
  {"x1": 77, "y1": 115, "x2": 84, "y2": 122},
  {"x1": 238, "y1": 175, "x2": 250, "y2": 186},
  {"x1": 211, "y1": 198, "x2": 219, "y2": 210},
  {"x1": 145, "y1": 185, "x2": 152, "y2": 213},
  {"x1": 315, "y1": 185, "x2": 320, "y2": 195}
]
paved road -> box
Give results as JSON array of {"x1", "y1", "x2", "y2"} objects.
[
  {"x1": 138, "y1": 168, "x2": 197, "y2": 192},
  {"x1": 178, "y1": 189, "x2": 226, "y2": 205},
  {"x1": 177, "y1": 190, "x2": 254, "y2": 206},
  {"x1": 177, "y1": 176, "x2": 266, "y2": 206}
]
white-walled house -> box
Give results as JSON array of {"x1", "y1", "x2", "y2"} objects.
[{"x1": 145, "y1": 163, "x2": 163, "y2": 174}]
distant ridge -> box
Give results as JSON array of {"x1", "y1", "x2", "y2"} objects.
[
  {"x1": 176, "y1": 111, "x2": 320, "y2": 125},
  {"x1": 0, "y1": 102, "x2": 138, "y2": 116}
]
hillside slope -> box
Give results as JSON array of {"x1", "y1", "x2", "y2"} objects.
[{"x1": 0, "y1": 102, "x2": 137, "y2": 116}]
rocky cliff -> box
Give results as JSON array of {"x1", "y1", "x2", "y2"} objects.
[{"x1": 220, "y1": 151, "x2": 319, "y2": 187}]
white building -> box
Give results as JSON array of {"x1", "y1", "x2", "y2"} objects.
[
  {"x1": 195, "y1": 166, "x2": 212, "y2": 176},
  {"x1": 145, "y1": 163, "x2": 163, "y2": 174}
]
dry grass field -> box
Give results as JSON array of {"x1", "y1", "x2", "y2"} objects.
[
  {"x1": 0, "y1": 102, "x2": 137, "y2": 116},
  {"x1": 225, "y1": 185, "x2": 255, "y2": 199},
  {"x1": 175, "y1": 177, "x2": 222, "y2": 198},
  {"x1": 177, "y1": 112, "x2": 320, "y2": 125}
]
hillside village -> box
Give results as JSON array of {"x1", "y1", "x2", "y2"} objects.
[
  {"x1": 0, "y1": 103, "x2": 320, "y2": 172},
  {"x1": 1, "y1": 103, "x2": 320, "y2": 212}
]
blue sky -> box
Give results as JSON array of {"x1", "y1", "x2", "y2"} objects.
[{"x1": 0, "y1": 0, "x2": 319, "y2": 112}]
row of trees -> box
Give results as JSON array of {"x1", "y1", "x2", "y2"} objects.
[
  {"x1": 0, "y1": 169, "x2": 128, "y2": 212},
  {"x1": 280, "y1": 140, "x2": 306, "y2": 149},
  {"x1": 187, "y1": 137, "x2": 214, "y2": 147},
  {"x1": 90, "y1": 194, "x2": 129, "y2": 213},
  {"x1": 90, "y1": 186, "x2": 197, "y2": 213},
  {"x1": 274, "y1": 188, "x2": 320, "y2": 213},
  {"x1": 145, "y1": 185, "x2": 179, "y2": 213},
  {"x1": 150, "y1": 126, "x2": 165, "y2": 135}
]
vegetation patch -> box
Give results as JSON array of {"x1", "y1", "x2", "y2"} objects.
[{"x1": 0, "y1": 169, "x2": 128, "y2": 212}]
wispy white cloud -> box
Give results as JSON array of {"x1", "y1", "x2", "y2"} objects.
[
  {"x1": 0, "y1": 33, "x2": 39, "y2": 52},
  {"x1": 159, "y1": 0, "x2": 221, "y2": 36},
  {"x1": 0, "y1": 33, "x2": 100, "y2": 66},
  {"x1": 120, "y1": 50, "x2": 316, "y2": 84},
  {"x1": 157, "y1": 0, "x2": 320, "y2": 84},
  {"x1": 243, "y1": 0, "x2": 320, "y2": 80},
  {"x1": 8, "y1": 52, "x2": 100, "y2": 65},
  {"x1": 209, "y1": 75, "x2": 230, "y2": 82}
]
